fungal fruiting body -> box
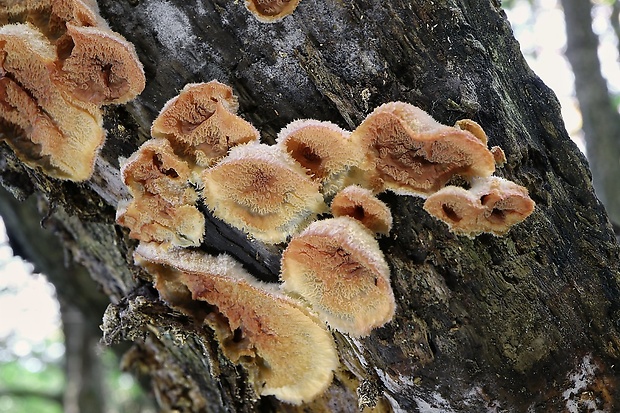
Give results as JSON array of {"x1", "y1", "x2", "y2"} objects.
[
  {"x1": 0, "y1": 23, "x2": 104, "y2": 181},
  {"x1": 330, "y1": 185, "x2": 393, "y2": 236},
  {"x1": 112, "y1": 83, "x2": 538, "y2": 406},
  {"x1": 351, "y1": 102, "x2": 496, "y2": 197},
  {"x1": 201, "y1": 143, "x2": 327, "y2": 244},
  {"x1": 245, "y1": 0, "x2": 301, "y2": 23},
  {"x1": 54, "y1": 23, "x2": 146, "y2": 105},
  {"x1": 423, "y1": 176, "x2": 535, "y2": 237},
  {"x1": 0, "y1": 0, "x2": 145, "y2": 181},
  {"x1": 116, "y1": 139, "x2": 205, "y2": 247},
  {"x1": 280, "y1": 217, "x2": 395, "y2": 337},
  {"x1": 151, "y1": 81, "x2": 259, "y2": 169},
  {"x1": 135, "y1": 243, "x2": 339, "y2": 405},
  {"x1": 276, "y1": 119, "x2": 361, "y2": 196}
]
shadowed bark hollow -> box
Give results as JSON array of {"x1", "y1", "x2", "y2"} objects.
[{"x1": 1, "y1": 0, "x2": 620, "y2": 411}]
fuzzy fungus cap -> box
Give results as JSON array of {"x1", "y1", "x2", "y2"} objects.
[
  {"x1": 244, "y1": 0, "x2": 301, "y2": 23},
  {"x1": 0, "y1": 23, "x2": 104, "y2": 181},
  {"x1": 330, "y1": 185, "x2": 393, "y2": 236},
  {"x1": 423, "y1": 176, "x2": 535, "y2": 237},
  {"x1": 201, "y1": 143, "x2": 327, "y2": 244},
  {"x1": 151, "y1": 81, "x2": 259, "y2": 168},
  {"x1": 280, "y1": 217, "x2": 395, "y2": 337},
  {"x1": 116, "y1": 139, "x2": 205, "y2": 247},
  {"x1": 276, "y1": 119, "x2": 361, "y2": 196},
  {"x1": 50, "y1": 0, "x2": 104, "y2": 28},
  {"x1": 351, "y1": 102, "x2": 496, "y2": 197},
  {"x1": 53, "y1": 23, "x2": 145, "y2": 105},
  {"x1": 134, "y1": 243, "x2": 339, "y2": 405}
]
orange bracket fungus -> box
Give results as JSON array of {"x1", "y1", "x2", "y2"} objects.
[
  {"x1": 54, "y1": 23, "x2": 146, "y2": 105},
  {"x1": 134, "y1": 242, "x2": 339, "y2": 405},
  {"x1": 116, "y1": 139, "x2": 205, "y2": 247},
  {"x1": 330, "y1": 185, "x2": 393, "y2": 236},
  {"x1": 110, "y1": 79, "x2": 535, "y2": 405},
  {"x1": 151, "y1": 81, "x2": 259, "y2": 168},
  {"x1": 351, "y1": 102, "x2": 496, "y2": 196},
  {"x1": 423, "y1": 176, "x2": 535, "y2": 237},
  {"x1": 280, "y1": 217, "x2": 395, "y2": 337},
  {"x1": 0, "y1": 23, "x2": 104, "y2": 181},
  {"x1": 276, "y1": 119, "x2": 361, "y2": 196},
  {"x1": 244, "y1": 0, "x2": 301, "y2": 23},
  {"x1": 0, "y1": 1, "x2": 145, "y2": 181},
  {"x1": 201, "y1": 143, "x2": 327, "y2": 244}
]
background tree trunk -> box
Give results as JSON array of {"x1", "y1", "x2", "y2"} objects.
[
  {"x1": 2, "y1": 0, "x2": 620, "y2": 411},
  {"x1": 560, "y1": 0, "x2": 620, "y2": 228}
]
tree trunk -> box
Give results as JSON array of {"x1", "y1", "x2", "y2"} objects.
[
  {"x1": 560, "y1": 0, "x2": 620, "y2": 227},
  {"x1": 1, "y1": 0, "x2": 620, "y2": 411}
]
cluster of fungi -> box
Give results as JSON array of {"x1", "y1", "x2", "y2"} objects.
[
  {"x1": 0, "y1": 0, "x2": 145, "y2": 180},
  {"x1": 117, "y1": 80, "x2": 535, "y2": 403},
  {"x1": 0, "y1": 0, "x2": 536, "y2": 406}
]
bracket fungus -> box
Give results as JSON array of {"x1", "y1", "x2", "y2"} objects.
[
  {"x1": 134, "y1": 243, "x2": 339, "y2": 405},
  {"x1": 0, "y1": 23, "x2": 104, "y2": 181},
  {"x1": 245, "y1": 0, "x2": 301, "y2": 23},
  {"x1": 276, "y1": 119, "x2": 361, "y2": 196},
  {"x1": 351, "y1": 102, "x2": 496, "y2": 196},
  {"x1": 280, "y1": 217, "x2": 395, "y2": 337},
  {"x1": 54, "y1": 23, "x2": 146, "y2": 105},
  {"x1": 0, "y1": 1, "x2": 145, "y2": 181},
  {"x1": 151, "y1": 81, "x2": 259, "y2": 168},
  {"x1": 201, "y1": 143, "x2": 327, "y2": 244},
  {"x1": 116, "y1": 139, "x2": 205, "y2": 247},
  {"x1": 330, "y1": 185, "x2": 393, "y2": 236},
  {"x1": 423, "y1": 176, "x2": 535, "y2": 237}
]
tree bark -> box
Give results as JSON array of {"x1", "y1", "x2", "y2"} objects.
[{"x1": 1, "y1": 0, "x2": 620, "y2": 411}]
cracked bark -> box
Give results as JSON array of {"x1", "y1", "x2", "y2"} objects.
[{"x1": 1, "y1": 0, "x2": 620, "y2": 411}]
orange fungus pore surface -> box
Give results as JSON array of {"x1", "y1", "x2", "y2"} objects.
[
  {"x1": 280, "y1": 217, "x2": 395, "y2": 337},
  {"x1": 423, "y1": 176, "x2": 535, "y2": 237},
  {"x1": 134, "y1": 243, "x2": 339, "y2": 405},
  {"x1": 201, "y1": 143, "x2": 327, "y2": 244},
  {"x1": 244, "y1": 0, "x2": 301, "y2": 23},
  {"x1": 54, "y1": 23, "x2": 145, "y2": 105},
  {"x1": 351, "y1": 102, "x2": 496, "y2": 197},
  {"x1": 0, "y1": 1, "x2": 145, "y2": 180},
  {"x1": 276, "y1": 119, "x2": 361, "y2": 196},
  {"x1": 330, "y1": 185, "x2": 393, "y2": 236},
  {"x1": 151, "y1": 81, "x2": 259, "y2": 168},
  {"x1": 0, "y1": 23, "x2": 104, "y2": 181},
  {"x1": 116, "y1": 139, "x2": 205, "y2": 247}
]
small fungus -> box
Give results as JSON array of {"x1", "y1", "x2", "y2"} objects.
[
  {"x1": 280, "y1": 216, "x2": 395, "y2": 337},
  {"x1": 330, "y1": 185, "x2": 393, "y2": 236},
  {"x1": 423, "y1": 176, "x2": 535, "y2": 237},
  {"x1": 54, "y1": 23, "x2": 146, "y2": 105},
  {"x1": 0, "y1": 23, "x2": 104, "y2": 181},
  {"x1": 245, "y1": 0, "x2": 301, "y2": 23},
  {"x1": 116, "y1": 139, "x2": 205, "y2": 247},
  {"x1": 134, "y1": 242, "x2": 339, "y2": 405},
  {"x1": 276, "y1": 119, "x2": 361, "y2": 196},
  {"x1": 454, "y1": 118, "x2": 488, "y2": 145},
  {"x1": 201, "y1": 143, "x2": 327, "y2": 244},
  {"x1": 351, "y1": 102, "x2": 496, "y2": 197},
  {"x1": 151, "y1": 81, "x2": 259, "y2": 168},
  {"x1": 491, "y1": 146, "x2": 507, "y2": 166}
]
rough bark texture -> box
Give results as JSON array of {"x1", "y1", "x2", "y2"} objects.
[
  {"x1": 560, "y1": 0, "x2": 620, "y2": 226},
  {"x1": 1, "y1": 0, "x2": 620, "y2": 411}
]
